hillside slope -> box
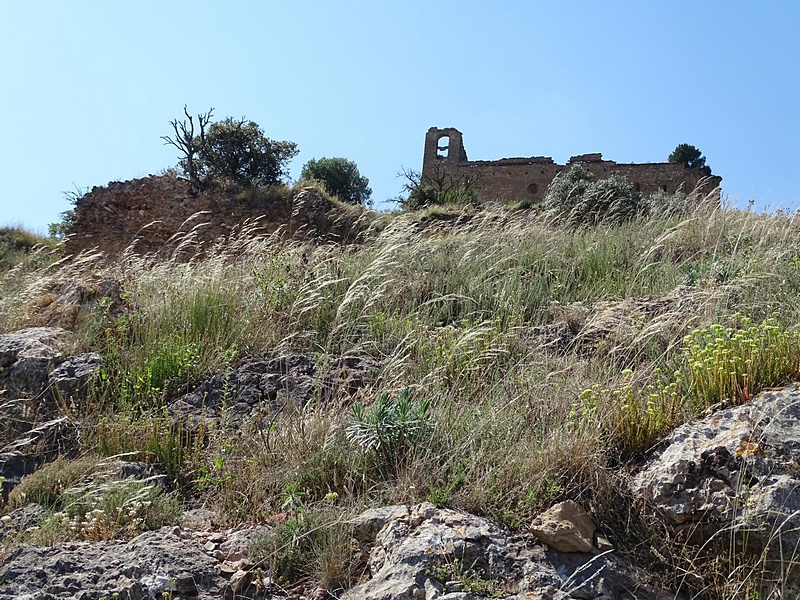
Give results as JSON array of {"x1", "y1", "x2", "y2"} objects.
[{"x1": 2, "y1": 197, "x2": 800, "y2": 598}]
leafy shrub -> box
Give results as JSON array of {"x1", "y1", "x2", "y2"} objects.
[
  {"x1": 576, "y1": 317, "x2": 800, "y2": 457},
  {"x1": 544, "y1": 165, "x2": 641, "y2": 226},
  {"x1": 397, "y1": 167, "x2": 482, "y2": 211},
  {"x1": 198, "y1": 117, "x2": 298, "y2": 187},
  {"x1": 406, "y1": 185, "x2": 482, "y2": 211},
  {"x1": 669, "y1": 143, "x2": 712, "y2": 176},
  {"x1": 403, "y1": 184, "x2": 438, "y2": 210},
  {"x1": 347, "y1": 388, "x2": 433, "y2": 475},
  {"x1": 643, "y1": 189, "x2": 690, "y2": 218}
]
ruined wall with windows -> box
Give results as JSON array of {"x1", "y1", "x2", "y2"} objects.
[{"x1": 421, "y1": 127, "x2": 722, "y2": 203}]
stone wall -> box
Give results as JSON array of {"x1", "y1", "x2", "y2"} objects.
[
  {"x1": 63, "y1": 176, "x2": 365, "y2": 258},
  {"x1": 422, "y1": 127, "x2": 722, "y2": 204}
]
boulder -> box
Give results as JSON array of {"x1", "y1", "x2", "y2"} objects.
[
  {"x1": 0, "y1": 329, "x2": 103, "y2": 445},
  {"x1": 529, "y1": 501, "x2": 596, "y2": 553},
  {"x1": 632, "y1": 384, "x2": 800, "y2": 557},
  {"x1": 0, "y1": 327, "x2": 66, "y2": 399},
  {"x1": 0, "y1": 503, "x2": 47, "y2": 550},
  {"x1": 344, "y1": 503, "x2": 673, "y2": 600},
  {"x1": 351, "y1": 505, "x2": 410, "y2": 543},
  {"x1": 1, "y1": 417, "x2": 78, "y2": 457},
  {"x1": 0, "y1": 417, "x2": 80, "y2": 500}
]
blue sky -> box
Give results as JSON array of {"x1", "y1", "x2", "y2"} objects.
[{"x1": 2, "y1": 1, "x2": 799, "y2": 233}]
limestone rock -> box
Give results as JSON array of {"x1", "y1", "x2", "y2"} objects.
[
  {"x1": 344, "y1": 503, "x2": 671, "y2": 600},
  {"x1": 216, "y1": 525, "x2": 272, "y2": 562},
  {"x1": 168, "y1": 353, "x2": 316, "y2": 431},
  {"x1": 351, "y1": 505, "x2": 410, "y2": 543},
  {"x1": 0, "y1": 327, "x2": 66, "y2": 399},
  {"x1": 1, "y1": 416, "x2": 78, "y2": 457},
  {"x1": 49, "y1": 352, "x2": 104, "y2": 400},
  {"x1": 169, "y1": 353, "x2": 381, "y2": 432},
  {"x1": 529, "y1": 500, "x2": 596, "y2": 553},
  {"x1": 0, "y1": 502, "x2": 46, "y2": 546},
  {"x1": 0, "y1": 417, "x2": 79, "y2": 499},
  {"x1": 632, "y1": 384, "x2": 800, "y2": 555},
  {"x1": 0, "y1": 329, "x2": 102, "y2": 450},
  {"x1": 0, "y1": 526, "x2": 229, "y2": 599},
  {"x1": 0, "y1": 452, "x2": 36, "y2": 502}
]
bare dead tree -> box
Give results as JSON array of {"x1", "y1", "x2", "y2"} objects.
[
  {"x1": 423, "y1": 162, "x2": 484, "y2": 199},
  {"x1": 162, "y1": 105, "x2": 214, "y2": 196}
]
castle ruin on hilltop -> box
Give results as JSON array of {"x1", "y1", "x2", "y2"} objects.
[{"x1": 422, "y1": 127, "x2": 722, "y2": 203}]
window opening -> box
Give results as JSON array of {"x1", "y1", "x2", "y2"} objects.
[{"x1": 437, "y1": 135, "x2": 450, "y2": 158}]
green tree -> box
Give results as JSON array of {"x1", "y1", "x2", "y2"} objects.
[
  {"x1": 300, "y1": 157, "x2": 372, "y2": 205},
  {"x1": 668, "y1": 143, "x2": 712, "y2": 176},
  {"x1": 199, "y1": 117, "x2": 298, "y2": 187}
]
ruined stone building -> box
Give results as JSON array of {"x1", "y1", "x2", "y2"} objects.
[{"x1": 422, "y1": 127, "x2": 722, "y2": 203}]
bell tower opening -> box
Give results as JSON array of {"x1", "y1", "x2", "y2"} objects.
[{"x1": 437, "y1": 135, "x2": 450, "y2": 159}]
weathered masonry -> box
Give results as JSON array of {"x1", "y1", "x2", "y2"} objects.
[{"x1": 422, "y1": 127, "x2": 722, "y2": 203}]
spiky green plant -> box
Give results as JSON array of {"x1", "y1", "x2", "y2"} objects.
[{"x1": 347, "y1": 387, "x2": 432, "y2": 475}]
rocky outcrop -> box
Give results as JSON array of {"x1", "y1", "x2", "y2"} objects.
[
  {"x1": 0, "y1": 515, "x2": 288, "y2": 600},
  {"x1": 0, "y1": 327, "x2": 103, "y2": 407},
  {"x1": 346, "y1": 503, "x2": 674, "y2": 600},
  {"x1": 168, "y1": 353, "x2": 379, "y2": 431},
  {"x1": 0, "y1": 527, "x2": 229, "y2": 600},
  {"x1": 632, "y1": 384, "x2": 800, "y2": 586},
  {"x1": 0, "y1": 328, "x2": 102, "y2": 499},
  {"x1": 0, "y1": 452, "x2": 36, "y2": 502},
  {"x1": 0, "y1": 327, "x2": 66, "y2": 400}
]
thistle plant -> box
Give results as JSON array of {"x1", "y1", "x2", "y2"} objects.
[{"x1": 346, "y1": 387, "x2": 432, "y2": 475}]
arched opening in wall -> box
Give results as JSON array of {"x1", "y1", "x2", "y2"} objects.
[
  {"x1": 437, "y1": 135, "x2": 450, "y2": 158},
  {"x1": 661, "y1": 185, "x2": 668, "y2": 192},
  {"x1": 633, "y1": 182, "x2": 641, "y2": 193},
  {"x1": 527, "y1": 183, "x2": 539, "y2": 197}
]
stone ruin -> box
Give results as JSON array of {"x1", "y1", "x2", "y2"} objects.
[
  {"x1": 63, "y1": 176, "x2": 367, "y2": 258},
  {"x1": 422, "y1": 126, "x2": 722, "y2": 204}
]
